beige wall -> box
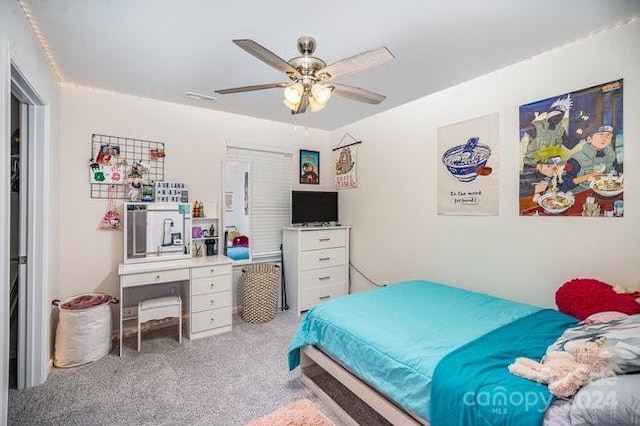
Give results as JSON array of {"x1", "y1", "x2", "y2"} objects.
[
  {"x1": 58, "y1": 86, "x2": 332, "y2": 302},
  {"x1": 333, "y1": 19, "x2": 640, "y2": 308}
]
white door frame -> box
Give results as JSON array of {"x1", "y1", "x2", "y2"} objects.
[
  {"x1": 1, "y1": 40, "x2": 10, "y2": 426},
  {"x1": 1, "y1": 40, "x2": 51, "y2": 422}
]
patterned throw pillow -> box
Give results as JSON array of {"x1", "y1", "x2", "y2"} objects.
[{"x1": 548, "y1": 314, "x2": 640, "y2": 375}]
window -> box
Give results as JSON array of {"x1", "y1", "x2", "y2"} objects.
[{"x1": 226, "y1": 146, "x2": 292, "y2": 261}]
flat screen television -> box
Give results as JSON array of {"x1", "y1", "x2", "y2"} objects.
[{"x1": 291, "y1": 191, "x2": 338, "y2": 225}]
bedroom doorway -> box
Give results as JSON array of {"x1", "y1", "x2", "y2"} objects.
[
  {"x1": 8, "y1": 94, "x2": 23, "y2": 390},
  {"x1": 5, "y1": 59, "x2": 47, "y2": 392},
  {"x1": 8, "y1": 87, "x2": 31, "y2": 391}
]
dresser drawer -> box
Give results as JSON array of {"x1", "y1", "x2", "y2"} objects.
[
  {"x1": 300, "y1": 247, "x2": 346, "y2": 271},
  {"x1": 191, "y1": 291, "x2": 231, "y2": 313},
  {"x1": 192, "y1": 275, "x2": 231, "y2": 295},
  {"x1": 300, "y1": 229, "x2": 346, "y2": 251},
  {"x1": 191, "y1": 263, "x2": 232, "y2": 279},
  {"x1": 300, "y1": 266, "x2": 346, "y2": 290},
  {"x1": 299, "y1": 284, "x2": 347, "y2": 312},
  {"x1": 191, "y1": 307, "x2": 232, "y2": 333},
  {"x1": 121, "y1": 268, "x2": 189, "y2": 288}
]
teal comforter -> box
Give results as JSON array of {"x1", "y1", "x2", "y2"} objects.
[
  {"x1": 431, "y1": 309, "x2": 577, "y2": 426},
  {"x1": 288, "y1": 280, "x2": 543, "y2": 421}
]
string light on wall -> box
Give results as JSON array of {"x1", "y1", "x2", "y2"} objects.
[
  {"x1": 18, "y1": 0, "x2": 64, "y2": 82},
  {"x1": 528, "y1": 15, "x2": 637, "y2": 61}
]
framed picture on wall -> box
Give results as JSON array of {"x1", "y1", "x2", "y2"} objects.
[{"x1": 300, "y1": 149, "x2": 320, "y2": 184}]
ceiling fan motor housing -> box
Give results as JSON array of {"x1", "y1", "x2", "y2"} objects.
[{"x1": 288, "y1": 57, "x2": 326, "y2": 80}]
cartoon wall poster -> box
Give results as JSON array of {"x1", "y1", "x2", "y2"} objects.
[
  {"x1": 300, "y1": 150, "x2": 320, "y2": 184},
  {"x1": 334, "y1": 145, "x2": 357, "y2": 190},
  {"x1": 437, "y1": 113, "x2": 499, "y2": 216},
  {"x1": 518, "y1": 80, "x2": 623, "y2": 217}
]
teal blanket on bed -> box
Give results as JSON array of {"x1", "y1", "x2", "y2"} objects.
[
  {"x1": 430, "y1": 309, "x2": 578, "y2": 426},
  {"x1": 288, "y1": 280, "x2": 542, "y2": 421}
]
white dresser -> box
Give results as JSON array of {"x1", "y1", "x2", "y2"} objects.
[
  {"x1": 118, "y1": 256, "x2": 233, "y2": 355},
  {"x1": 282, "y1": 227, "x2": 350, "y2": 315}
]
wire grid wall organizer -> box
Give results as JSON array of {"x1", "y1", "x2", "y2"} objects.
[{"x1": 90, "y1": 133, "x2": 165, "y2": 199}]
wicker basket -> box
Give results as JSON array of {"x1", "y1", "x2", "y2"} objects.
[{"x1": 241, "y1": 263, "x2": 280, "y2": 324}]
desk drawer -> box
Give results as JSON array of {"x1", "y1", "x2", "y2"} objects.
[
  {"x1": 299, "y1": 284, "x2": 347, "y2": 312},
  {"x1": 192, "y1": 275, "x2": 231, "y2": 296},
  {"x1": 192, "y1": 264, "x2": 232, "y2": 279},
  {"x1": 300, "y1": 247, "x2": 346, "y2": 271},
  {"x1": 121, "y1": 268, "x2": 189, "y2": 287},
  {"x1": 191, "y1": 308, "x2": 232, "y2": 333},
  {"x1": 301, "y1": 229, "x2": 346, "y2": 251},
  {"x1": 300, "y1": 266, "x2": 346, "y2": 290},
  {"x1": 192, "y1": 291, "x2": 231, "y2": 313}
]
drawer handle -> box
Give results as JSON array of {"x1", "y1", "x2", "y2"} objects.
[
  {"x1": 210, "y1": 269, "x2": 215, "y2": 274},
  {"x1": 209, "y1": 300, "x2": 215, "y2": 305},
  {"x1": 318, "y1": 276, "x2": 330, "y2": 281},
  {"x1": 210, "y1": 283, "x2": 216, "y2": 288},
  {"x1": 209, "y1": 317, "x2": 215, "y2": 323},
  {"x1": 319, "y1": 295, "x2": 331, "y2": 300},
  {"x1": 318, "y1": 238, "x2": 330, "y2": 242},
  {"x1": 155, "y1": 275, "x2": 160, "y2": 281},
  {"x1": 318, "y1": 257, "x2": 330, "y2": 261}
]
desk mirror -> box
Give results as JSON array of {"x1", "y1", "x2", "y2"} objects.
[{"x1": 124, "y1": 202, "x2": 192, "y2": 263}]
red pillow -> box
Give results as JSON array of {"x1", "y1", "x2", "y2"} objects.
[{"x1": 555, "y1": 278, "x2": 640, "y2": 320}]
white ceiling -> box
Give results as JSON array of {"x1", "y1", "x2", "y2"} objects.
[{"x1": 26, "y1": 0, "x2": 640, "y2": 130}]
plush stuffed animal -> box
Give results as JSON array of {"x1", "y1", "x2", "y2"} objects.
[
  {"x1": 508, "y1": 340, "x2": 612, "y2": 398},
  {"x1": 555, "y1": 278, "x2": 640, "y2": 320}
]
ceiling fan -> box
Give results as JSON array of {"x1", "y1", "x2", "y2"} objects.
[{"x1": 215, "y1": 36, "x2": 395, "y2": 114}]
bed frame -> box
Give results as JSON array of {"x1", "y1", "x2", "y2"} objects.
[{"x1": 300, "y1": 345, "x2": 428, "y2": 426}]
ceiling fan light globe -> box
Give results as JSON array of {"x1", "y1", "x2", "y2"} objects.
[
  {"x1": 283, "y1": 99, "x2": 300, "y2": 111},
  {"x1": 311, "y1": 83, "x2": 332, "y2": 105},
  {"x1": 308, "y1": 96, "x2": 327, "y2": 112},
  {"x1": 284, "y1": 83, "x2": 303, "y2": 104}
]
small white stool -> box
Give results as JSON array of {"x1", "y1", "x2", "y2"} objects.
[{"x1": 137, "y1": 296, "x2": 182, "y2": 351}]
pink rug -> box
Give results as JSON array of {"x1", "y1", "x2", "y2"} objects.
[{"x1": 247, "y1": 399, "x2": 334, "y2": 426}]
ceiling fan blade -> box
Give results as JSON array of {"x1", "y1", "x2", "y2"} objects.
[
  {"x1": 215, "y1": 82, "x2": 289, "y2": 95},
  {"x1": 316, "y1": 47, "x2": 394, "y2": 82},
  {"x1": 233, "y1": 39, "x2": 302, "y2": 79},
  {"x1": 331, "y1": 83, "x2": 386, "y2": 104}
]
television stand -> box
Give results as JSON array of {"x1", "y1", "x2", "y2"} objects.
[{"x1": 282, "y1": 226, "x2": 350, "y2": 315}]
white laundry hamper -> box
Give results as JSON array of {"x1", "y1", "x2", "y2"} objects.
[{"x1": 52, "y1": 293, "x2": 119, "y2": 368}]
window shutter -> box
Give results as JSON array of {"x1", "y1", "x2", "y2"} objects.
[{"x1": 226, "y1": 147, "x2": 292, "y2": 261}]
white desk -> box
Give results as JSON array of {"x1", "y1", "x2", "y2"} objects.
[{"x1": 118, "y1": 256, "x2": 233, "y2": 355}]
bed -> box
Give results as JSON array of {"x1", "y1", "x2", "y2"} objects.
[{"x1": 288, "y1": 279, "x2": 580, "y2": 425}]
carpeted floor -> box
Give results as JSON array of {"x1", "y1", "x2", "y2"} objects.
[{"x1": 8, "y1": 311, "x2": 391, "y2": 426}]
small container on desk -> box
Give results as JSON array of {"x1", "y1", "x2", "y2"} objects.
[{"x1": 205, "y1": 239, "x2": 217, "y2": 256}]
